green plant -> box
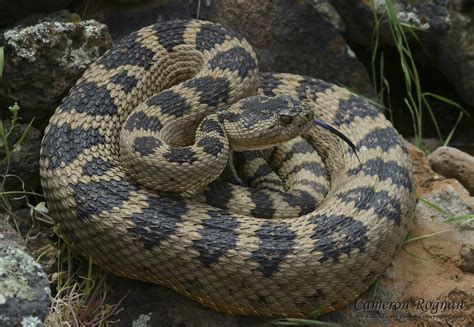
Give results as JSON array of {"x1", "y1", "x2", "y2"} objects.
[
  {"x1": 0, "y1": 103, "x2": 40, "y2": 211},
  {"x1": 370, "y1": 0, "x2": 470, "y2": 148},
  {"x1": 0, "y1": 52, "x2": 40, "y2": 211}
]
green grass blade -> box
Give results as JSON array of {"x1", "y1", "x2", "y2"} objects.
[
  {"x1": 421, "y1": 96, "x2": 443, "y2": 141},
  {"x1": 14, "y1": 118, "x2": 35, "y2": 151},
  {"x1": 400, "y1": 22, "x2": 426, "y2": 33},
  {"x1": 0, "y1": 47, "x2": 3, "y2": 79},
  {"x1": 382, "y1": 77, "x2": 392, "y2": 113},
  {"x1": 401, "y1": 246, "x2": 430, "y2": 262},
  {"x1": 85, "y1": 256, "x2": 94, "y2": 296},
  {"x1": 404, "y1": 229, "x2": 454, "y2": 244},
  {"x1": 444, "y1": 213, "x2": 474, "y2": 223},
  {"x1": 378, "y1": 51, "x2": 386, "y2": 103},
  {"x1": 0, "y1": 120, "x2": 6, "y2": 151},
  {"x1": 444, "y1": 112, "x2": 464, "y2": 146},
  {"x1": 422, "y1": 92, "x2": 470, "y2": 117},
  {"x1": 370, "y1": 0, "x2": 382, "y2": 95},
  {"x1": 0, "y1": 191, "x2": 44, "y2": 197},
  {"x1": 342, "y1": 86, "x2": 387, "y2": 114},
  {"x1": 418, "y1": 196, "x2": 449, "y2": 216},
  {"x1": 403, "y1": 99, "x2": 420, "y2": 146},
  {"x1": 371, "y1": 277, "x2": 381, "y2": 299}
]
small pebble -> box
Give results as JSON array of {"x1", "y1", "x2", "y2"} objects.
[{"x1": 428, "y1": 146, "x2": 474, "y2": 194}]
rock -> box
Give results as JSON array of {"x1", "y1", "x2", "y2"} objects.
[
  {"x1": 0, "y1": 215, "x2": 51, "y2": 326},
  {"x1": 78, "y1": 0, "x2": 372, "y2": 95},
  {"x1": 459, "y1": 244, "x2": 474, "y2": 273},
  {"x1": 0, "y1": 0, "x2": 72, "y2": 27},
  {"x1": 331, "y1": 0, "x2": 451, "y2": 46},
  {"x1": 436, "y1": 10, "x2": 474, "y2": 105},
  {"x1": 78, "y1": 0, "x2": 194, "y2": 39},
  {"x1": 80, "y1": 0, "x2": 373, "y2": 94},
  {"x1": 428, "y1": 146, "x2": 474, "y2": 194},
  {"x1": 0, "y1": 214, "x2": 25, "y2": 247},
  {"x1": 407, "y1": 143, "x2": 474, "y2": 209},
  {"x1": 304, "y1": 0, "x2": 345, "y2": 32},
  {"x1": 406, "y1": 142, "x2": 443, "y2": 194},
  {"x1": 106, "y1": 276, "x2": 270, "y2": 327},
  {"x1": 0, "y1": 11, "x2": 113, "y2": 128},
  {"x1": 0, "y1": 119, "x2": 42, "y2": 202},
  {"x1": 422, "y1": 183, "x2": 474, "y2": 220},
  {"x1": 199, "y1": 0, "x2": 373, "y2": 96},
  {"x1": 11, "y1": 208, "x2": 58, "y2": 276},
  {"x1": 82, "y1": 0, "x2": 369, "y2": 95}
]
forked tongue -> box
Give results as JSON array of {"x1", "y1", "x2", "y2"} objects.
[{"x1": 314, "y1": 119, "x2": 361, "y2": 164}]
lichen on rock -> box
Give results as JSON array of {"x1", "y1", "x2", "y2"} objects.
[
  {"x1": 0, "y1": 11, "x2": 113, "y2": 128},
  {"x1": 0, "y1": 217, "x2": 51, "y2": 326}
]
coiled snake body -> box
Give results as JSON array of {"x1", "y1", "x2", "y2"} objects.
[{"x1": 40, "y1": 20, "x2": 416, "y2": 317}]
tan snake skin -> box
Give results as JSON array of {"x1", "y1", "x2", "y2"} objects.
[{"x1": 39, "y1": 20, "x2": 416, "y2": 317}]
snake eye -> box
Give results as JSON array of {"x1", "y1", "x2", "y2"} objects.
[{"x1": 279, "y1": 115, "x2": 293, "y2": 125}]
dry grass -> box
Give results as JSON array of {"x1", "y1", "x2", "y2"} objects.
[{"x1": 45, "y1": 271, "x2": 125, "y2": 326}]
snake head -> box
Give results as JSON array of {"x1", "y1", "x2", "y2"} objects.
[
  {"x1": 313, "y1": 118, "x2": 361, "y2": 163},
  {"x1": 225, "y1": 95, "x2": 315, "y2": 151}
]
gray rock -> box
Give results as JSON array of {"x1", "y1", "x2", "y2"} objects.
[
  {"x1": 68, "y1": 0, "x2": 373, "y2": 96},
  {"x1": 107, "y1": 276, "x2": 270, "y2": 327},
  {"x1": 428, "y1": 146, "x2": 474, "y2": 194},
  {"x1": 84, "y1": 0, "x2": 194, "y2": 40},
  {"x1": 459, "y1": 243, "x2": 474, "y2": 273},
  {"x1": 310, "y1": 0, "x2": 346, "y2": 32},
  {"x1": 421, "y1": 182, "x2": 473, "y2": 219},
  {"x1": 0, "y1": 214, "x2": 25, "y2": 247},
  {"x1": 436, "y1": 10, "x2": 474, "y2": 105},
  {"x1": 331, "y1": 0, "x2": 451, "y2": 45},
  {"x1": 0, "y1": 215, "x2": 50, "y2": 326},
  {"x1": 11, "y1": 208, "x2": 58, "y2": 276},
  {"x1": 0, "y1": 0, "x2": 72, "y2": 27},
  {"x1": 79, "y1": 0, "x2": 372, "y2": 95},
  {"x1": 417, "y1": 183, "x2": 474, "y2": 249},
  {"x1": 200, "y1": 0, "x2": 373, "y2": 96},
  {"x1": 0, "y1": 11, "x2": 113, "y2": 128}
]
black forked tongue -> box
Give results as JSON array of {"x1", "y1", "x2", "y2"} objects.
[{"x1": 314, "y1": 119, "x2": 361, "y2": 164}]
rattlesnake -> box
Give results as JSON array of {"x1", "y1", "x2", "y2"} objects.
[{"x1": 39, "y1": 20, "x2": 416, "y2": 317}]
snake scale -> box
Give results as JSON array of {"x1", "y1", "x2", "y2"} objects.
[{"x1": 39, "y1": 20, "x2": 416, "y2": 317}]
